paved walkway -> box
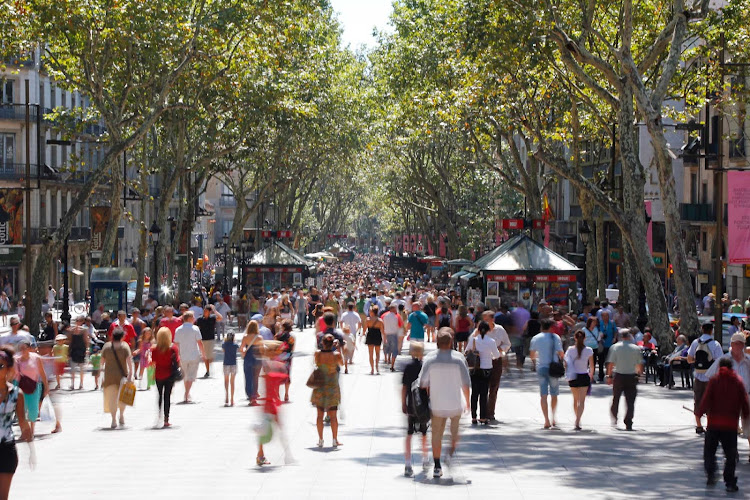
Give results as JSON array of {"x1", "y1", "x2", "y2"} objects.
[{"x1": 11, "y1": 326, "x2": 748, "y2": 499}]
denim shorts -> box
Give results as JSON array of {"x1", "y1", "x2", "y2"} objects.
[{"x1": 537, "y1": 366, "x2": 560, "y2": 396}]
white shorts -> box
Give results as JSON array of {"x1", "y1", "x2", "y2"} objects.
[
  {"x1": 223, "y1": 365, "x2": 237, "y2": 376},
  {"x1": 202, "y1": 340, "x2": 215, "y2": 361},
  {"x1": 181, "y1": 360, "x2": 199, "y2": 382}
]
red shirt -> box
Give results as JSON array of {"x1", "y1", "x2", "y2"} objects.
[
  {"x1": 107, "y1": 321, "x2": 137, "y2": 348},
  {"x1": 264, "y1": 371, "x2": 288, "y2": 415},
  {"x1": 159, "y1": 317, "x2": 183, "y2": 340},
  {"x1": 549, "y1": 320, "x2": 565, "y2": 337},
  {"x1": 151, "y1": 344, "x2": 180, "y2": 381},
  {"x1": 698, "y1": 367, "x2": 750, "y2": 430}
]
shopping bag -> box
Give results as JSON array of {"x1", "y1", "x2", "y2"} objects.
[
  {"x1": 254, "y1": 415, "x2": 273, "y2": 445},
  {"x1": 147, "y1": 365, "x2": 156, "y2": 388},
  {"x1": 39, "y1": 397, "x2": 55, "y2": 423},
  {"x1": 119, "y1": 380, "x2": 136, "y2": 406}
]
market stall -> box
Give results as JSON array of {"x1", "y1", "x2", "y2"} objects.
[
  {"x1": 245, "y1": 241, "x2": 315, "y2": 293},
  {"x1": 465, "y1": 234, "x2": 581, "y2": 310}
]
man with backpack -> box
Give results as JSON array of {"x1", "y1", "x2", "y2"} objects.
[
  {"x1": 401, "y1": 342, "x2": 428, "y2": 477},
  {"x1": 688, "y1": 322, "x2": 724, "y2": 434}
]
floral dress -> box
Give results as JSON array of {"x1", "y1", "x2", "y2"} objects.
[{"x1": 310, "y1": 353, "x2": 340, "y2": 410}]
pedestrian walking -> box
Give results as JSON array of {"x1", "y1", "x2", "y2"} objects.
[
  {"x1": 419, "y1": 327, "x2": 470, "y2": 478},
  {"x1": 274, "y1": 319, "x2": 295, "y2": 402},
  {"x1": 530, "y1": 319, "x2": 564, "y2": 429},
  {"x1": 365, "y1": 307, "x2": 384, "y2": 375},
  {"x1": 597, "y1": 311, "x2": 617, "y2": 381},
  {"x1": 0, "y1": 346, "x2": 32, "y2": 499},
  {"x1": 382, "y1": 303, "x2": 402, "y2": 372},
  {"x1": 454, "y1": 305, "x2": 473, "y2": 353},
  {"x1": 195, "y1": 305, "x2": 222, "y2": 378},
  {"x1": 173, "y1": 311, "x2": 205, "y2": 403},
  {"x1": 0, "y1": 292, "x2": 10, "y2": 327},
  {"x1": 222, "y1": 332, "x2": 239, "y2": 406},
  {"x1": 606, "y1": 329, "x2": 643, "y2": 431},
  {"x1": 402, "y1": 341, "x2": 428, "y2": 477},
  {"x1": 311, "y1": 333, "x2": 343, "y2": 448},
  {"x1": 100, "y1": 329, "x2": 133, "y2": 429},
  {"x1": 294, "y1": 291, "x2": 308, "y2": 331},
  {"x1": 240, "y1": 321, "x2": 263, "y2": 406},
  {"x1": 482, "y1": 310, "x2": 511, "y2": 422},
  {"x1": 68, "y1": 316, "x2": 90, "y2": 390},
  {"x1": 699, "y1": 358, "x2": 749, "y2": 493},
  {"x1": 256, "y1": 352, "x2": 293, "y2": 466},
  {"x1": 688, "y1": 323, "x2": 723, "y2": 434},
  {"x1": 467, "y1": 320, "x2": 501, "y2": 425},
  {"x1": 150, "y1": 327, "x2": 179, "y2": 428},
  {"x1": 135, "y1": 327, "x2": 154, "y2": 389},
  {"x1": 14, "y1": 339, "x2": 48, "y2": 437},
  {"x1": 564, "y1": 330, "x2": 594, "y2": 430}
]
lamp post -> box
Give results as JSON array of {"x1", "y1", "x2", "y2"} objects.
[
  {"x1": 60, "y1": 219, "x2": 71, "y2": 324},
  {"x1": 222, "y1": 234, "x2": 229, "y2": 292},
  {"x1": 231, "y1": 242, "x2": 240, "y2": 295},
  {"x1": 579, "y1": 221, "x2": 592, "y2": 303},
  {"x1": 149, "y1": 221, "x2": 161, "y2": 302}
]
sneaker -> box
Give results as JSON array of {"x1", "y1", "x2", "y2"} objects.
[
  {"x1": 706, "y1": 476, "x2": 717, "y2": 486},
  {"x1": 404, "y1": 465, "x2": 413, "y2": 477},
  {"x1": 422, "y1": 458, "x2": 431, "y2": 470},
  {"x1": 726, "y1": 484, "x2": 739, "y2": 493},
  {"x1": 433, "y1": 466, "x2": 443, "y2": 478}
]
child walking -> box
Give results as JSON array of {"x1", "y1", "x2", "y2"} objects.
[
  {"x1": 256, "y1": 346, "x2": 293, "y2": 467},
  {"x1": 90, "y1": 345, "x2": 102, "y2": 390},
  {"x1": 52, "y1": 334, "x2": 69, "y2": 390},
  {"x1": 342, "y1": 326, "x2": 356, "y2": 373},
  {"x1": 136, "y1": 328, "x2": 154, "y2": 389},
  {"x1": 222, "y1": 332, "x2": 239, "y2": 406},
  {"x1": 402, "y1": 342, "x2": 428, "y2": 477}
]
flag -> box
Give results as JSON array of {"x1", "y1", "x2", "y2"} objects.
[{"x1": 542, "y1": 194, "x2": 554, "y2": 222}]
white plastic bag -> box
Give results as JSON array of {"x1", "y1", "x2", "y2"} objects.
[{"x1": 39, "y1": 397, "x2": 55, "y2": 423}]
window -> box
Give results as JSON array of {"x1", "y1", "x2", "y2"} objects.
[
  {"x1": 49, "y1": 86, "x2": 56, "y2": 109},
  {"x1": 702, "y1": 181, "x2": 708, "y2": 204},
  {"x1": 0, "y1": 133, "x2": 14, "y2": 170},
  {"x1": 690, "y1": 173, "x2": 697, "y2": 203},
  {"x1": 702, "y1": 231, "x2": 707, "y2": 252},
  {"x1": 1, "y1": 81, "x2": 13, "y2": 104}
]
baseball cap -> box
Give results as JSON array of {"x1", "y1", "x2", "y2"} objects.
[
  {"x1": 55, "y1": 334, "x2": 67, "y2": 341},
  {"x1": 731, "y1": 332, "x2": 746, "y2": 344}
]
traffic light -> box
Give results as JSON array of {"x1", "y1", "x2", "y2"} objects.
[{"x1": 668, "y1": 264, "x2": 673, "y2": 276}]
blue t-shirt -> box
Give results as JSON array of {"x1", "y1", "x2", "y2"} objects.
[
  {"x1": 598, "y1": 320, "x2": 617, "y2": 348},
  {"x1": 408, "y1": 311, "x2": 429, "y2": 340},
  {"x1": 222, "y1": 342, "x2": 239, "y2": 366},
  {"x1": 529, "y1": 332, "x2": 563, "y2": 368}
]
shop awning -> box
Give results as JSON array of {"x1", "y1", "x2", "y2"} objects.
[
  {"x1": 468, "y1": 234, "x2": 580, "y2": 274},
  {"x1": 459, "y1": 272, "x2": 478, "y2": 283},
  {"x1": 250, "y1": 241, "x2": 314, "y2": 268}
]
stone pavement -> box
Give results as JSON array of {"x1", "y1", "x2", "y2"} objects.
[{"x1": 11, "y1": 326, "x2": 749, "y2": 499}]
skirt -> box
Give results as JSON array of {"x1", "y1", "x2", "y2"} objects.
[
  {"x1": 365, "y1": 330, "x2": 382, "y2": 346},
  {"x1": 568, "y1": 373, "x2": 591, "y2": 388},
  {"x1": 455, "y1": 331, "x2": 470, "y2": 342},
  {"x1": 22, "y1": 382, "x2": 42, "y2": 422}
]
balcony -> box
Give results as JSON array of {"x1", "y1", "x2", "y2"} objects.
[
  {"x1": 0, "y1": 163, "x2": 60, "y2": 182},
  {"x1": 0, "y1": 104, "x2": 53, "y2": 122},
  {"x1": 219, "y1": 195, "x2": 236, "y2": 207},
  {"x1": 680, "y1": 203, "x2": 714, "y2": 222},
  {"x1": 729, "y1": 136, "x2": 746, "y2": 159},
  {"x1": 23, "y1": 226, "x2": 92, "y2": 244}
]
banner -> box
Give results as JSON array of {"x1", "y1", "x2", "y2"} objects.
[
  {"x1": 90, "y1": 206, "x2": 110, "y2": 251},
  {"x1": 178, "y1": 221, "x2": 190, "y2": 255},
  {"x1": 0, "y1": 189, "x2": 23, "y2": 245},
  {"x1": 728, "y1": 171, "x2": 750, "y2": 264}
]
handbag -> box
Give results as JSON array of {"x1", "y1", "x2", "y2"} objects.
[
  {"x1": 18, "y1": 374, "x2": 37, "y2": 394},
  {"x1": 547, "y1": 333, "x2": 565, "y2": 378},
  {"x1": 306, "y1": 367, "x2": 324, "y2": 389},
  {"x1": 110, "y1": 343, "x2": 136, "y2": 406},
  {"x1": 464, "y1": 337, "x2": 479, "y2": 374},
  {"x1": 170, "y1": 349, "x2": 183, "y2": 382}
]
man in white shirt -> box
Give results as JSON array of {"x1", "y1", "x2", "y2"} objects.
[
  {"x1": 687, "y1": 322, "x2": 725, "y2": 433},
  {"x1": 340, "y1": 303, "x2": 362, "y2": 341},
  {"x1": 265, "y1": 291, "x2": 280, "y2": 311},
  {"x1": 173, "y1": 311, "x2": 205, "y2": 403},
  {"x1": 391, "y1": 292, "x2": 406, "y2": 310},
  {"x1": 214, "y1": 299, "x2": 232, "y2": 339},
  {"x1": 188, "y1": 299, "x2": 204, "y2": 319},
  {"x1": 420, "y1": 328, "x2": 470, "y2": 479},
  {"x1": 478, "y1": 310, "x2": 511, "y2": 422}
]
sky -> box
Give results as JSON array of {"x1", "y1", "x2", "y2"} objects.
[{"x1": 329, "y1": 0, "x2": 394, "y2": 50}]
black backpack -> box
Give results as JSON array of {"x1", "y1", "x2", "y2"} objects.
[
  {"x1": 409, "y1": 379, "x2": 430, "y2": 424},
  {"x1": 438, "y1": 313, "x2": 451, "y2": 329}
]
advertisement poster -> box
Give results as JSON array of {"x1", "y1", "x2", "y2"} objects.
[
  {"x1": 0, "y1": 189, "x2": 23, "y2": 245},
  {"x1": 728, "y1": 171, "x2": 750, "y2": 264},
  {"x1": 178, "y1": 221, "x2": 190, "y2": 256},
  {"x1": 90, "y1": 207, "x2": 110, "y2": 251}
]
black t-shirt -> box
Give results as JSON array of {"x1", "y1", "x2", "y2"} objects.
[
  {"x1": 195, "y1": 315, "x2": 217, "y2": 341},
  {"x1": 402, "y1": 358, "x2": 422, "y2": 388},
  {"x1": 423, "y1": 303, "x2": 437, "y2": 317}
]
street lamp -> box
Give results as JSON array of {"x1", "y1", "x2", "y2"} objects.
[
  {"x1": 579, "y1": 221, "x2": 592, "y2": 303},
  {"x1": 60, "y1": 219, "x2": 71, "y2": 324},
  {"x1": 149, "y1": 221, "x2": 161, "y2": 302},
  {"x1": 222, "y1": 233, "x2": 229, "y2": 292}
]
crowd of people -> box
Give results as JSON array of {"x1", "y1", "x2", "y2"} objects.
[{"x1": 0, "y1": 251, "x2": 748, "y2": 495}]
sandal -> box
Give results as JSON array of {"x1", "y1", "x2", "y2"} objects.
[{"x1": 256, "y1": 456, "x2": 270, "y2": 466}]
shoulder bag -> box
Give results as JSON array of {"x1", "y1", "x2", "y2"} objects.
[
  {"x1": 170, "y1": 347, "x2": 183, "y2": 382},
  {"x1": 306, "y1": 350, "x2": 326, "y2": 389},
  {"x1": 464, "y1": 337, "x2": 479, "y2": 374},
  {"x1": 547, "y1": 334, "x2": 565, "y2": 378}
]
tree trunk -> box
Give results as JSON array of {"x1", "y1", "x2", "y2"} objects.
[
  {"x1": 134, "y1": 216, "x2": 148, "y2": 309},
  {"x1": 579, "y1": 194, "x2": 598, "y2": 303},
  {"x1": 621, "y1": 242, "x2": 639, "y2": 316},
  {"x1": 595, "y1": 217, "x2": 607, "y2": 301},
  {"x1": 98, "y1": 178, "x2": 123, "y2": 268}
]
